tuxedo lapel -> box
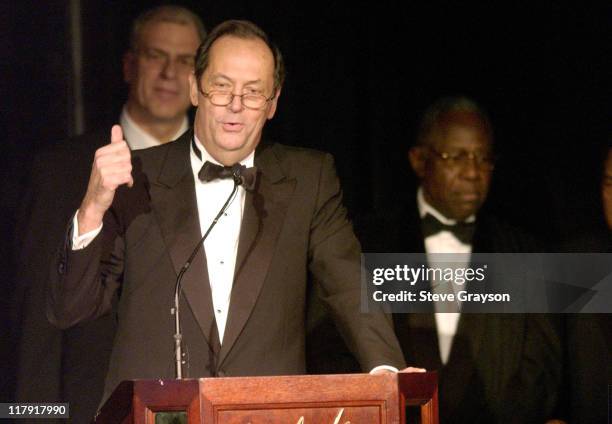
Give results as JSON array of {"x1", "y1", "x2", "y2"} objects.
[
  {"x1": 441, "y1": 314, "x2": 485, "y2": 412},
  {"x1": 391, "y1": 204, "x2": 441, "y2": 366},
  {"x1": 218, "y1": 144, "x2": 295, "y2": 365},
  {"x1": 394, "y1": 313, "x2": 442, "y2": 370},
  {"x1": 435, "y1": 211, "x2": 485, "y2": 410},
  {"x1": 148, "y1": 133, "x2": 216, "y2": 349}
]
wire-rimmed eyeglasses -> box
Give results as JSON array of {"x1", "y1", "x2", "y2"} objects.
[
  {"x1": 199, "y1": 89, "x2": 274, "y2": 110},
  {"x1": 427, "y1": 147, "x2": 496, "y2": 170}
]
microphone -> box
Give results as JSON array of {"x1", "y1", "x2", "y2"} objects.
[
  {"x1": 171, "y1": 178, "x2": 240, "y2": 379},
  {"x1": 231, "y1": 163, "x2": 256, "y2": 190},
  {"x1": 231, "y1": 163, "x2": 243, "y2": 186}
]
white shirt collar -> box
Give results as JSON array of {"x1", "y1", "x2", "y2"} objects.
[
  {"x1": 417, "y1": 186, "x2": 475, "y2": 225},
  {"x1": 119, "y1": 105, "x2": 188, "y2": 150}
]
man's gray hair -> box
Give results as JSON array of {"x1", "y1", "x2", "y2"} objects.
[{"x1": 129, "y1": 5, "x2": 207, "y2": 52}]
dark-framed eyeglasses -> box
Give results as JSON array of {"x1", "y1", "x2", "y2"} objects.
[
  {"x1": 427, "y1": 147, "x2": 496, "y2": 170},
  {"x1": 199, "y1": 88, "x2": 275, "y2": 110}
]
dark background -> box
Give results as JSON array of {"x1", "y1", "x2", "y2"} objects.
[{"x1": 2, "y1": 0, "x2": 611, "y2": 402}]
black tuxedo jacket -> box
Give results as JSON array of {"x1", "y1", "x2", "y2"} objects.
[
  {"x1": 358, "y1": 200, "x2": 562, "y2": 424},
  {"x1": 47, "y1": 130, "x2": 406, "y2": 405},
  {"x1": 562, "y1": 231, "x2": 612, "y2": 424},
  {"x1": 13, "y1": 130, "x2": 115, "y2": 424}
]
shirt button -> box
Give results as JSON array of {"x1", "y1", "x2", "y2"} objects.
[{"x1": 219, "y1": 260, "x2": 224, "y2": 265}]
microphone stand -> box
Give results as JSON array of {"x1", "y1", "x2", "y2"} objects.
[{"x1": 172, "y1": 171, "x2": 243, "y2": 379}]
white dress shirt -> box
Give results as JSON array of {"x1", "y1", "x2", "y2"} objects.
[
  {"x1": 417, "y1": 187, "x2": 474, "y2": 364},
  {"x1": 120, "y1": 106, "x2": 188, "y2": 150},
  {"x1": 190, "y1": 136, "x2": 253, "y2": 342}
]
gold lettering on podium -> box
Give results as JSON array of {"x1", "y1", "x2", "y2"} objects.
[{"x1": 296, "y1": 408, "x2": 350, "y2": 424}]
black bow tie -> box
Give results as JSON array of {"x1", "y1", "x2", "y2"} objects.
[
  {"x1": 198, "y1": 161, "x2": 257, "y2": 191},
  {"x1": 421, "y1": 213, "x2": 475, "y2": 244},
  {"x1": 192, "y1": 137, "x2": 257, "y2": 190}
]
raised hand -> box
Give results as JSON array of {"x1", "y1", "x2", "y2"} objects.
[{"x1": 77, "y1": 125, "x2": 133, "y2": 234}]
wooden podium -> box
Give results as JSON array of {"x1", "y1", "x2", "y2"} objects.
[{"x1": 94, "y1": 372, "x2": 437, "y2": 423}]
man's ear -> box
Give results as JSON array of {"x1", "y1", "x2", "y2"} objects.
[
  {"x1": 266, "y1": 87, "x2": 282, "y2": 120},
  {"x1": 189, "y1": 73, "x2": 199, "y2": 107},
  {"x1": 409, "y1": 146, "x2": 427, "y2": 179},
  {"x1": 123, "y1": 52, "x2": 136, "y2": 84}
]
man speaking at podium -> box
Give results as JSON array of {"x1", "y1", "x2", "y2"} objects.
[{"x1": 47, "y1": 20, "x2": 407, "y2": 406}]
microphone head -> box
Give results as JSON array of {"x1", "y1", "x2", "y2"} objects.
[
  {"x1": 231, "y1": 163, "x2": 243, "y2": 186},
  {"x1": 230, "y1": 163, "x2": 257, "y2": 190}
]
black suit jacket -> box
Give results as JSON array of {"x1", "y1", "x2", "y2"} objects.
[
  {"x1": 562, "y1": 231, "x2": 612, "y2": 424},
  {"x1": 358, "y1": 200, "x2": 562, "y2": 423},
  {"x1": 47, "y1": 130, "x2": 406, "y2": 406},
  {"x1": 12, "y1": 130, "x2": 115, "y2": 424}
]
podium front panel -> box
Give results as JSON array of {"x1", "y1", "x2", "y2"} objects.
[
  {"x1": 200, "y1": 374, "x2": 401, "y2": 423},
  {"x1": 95, "y1": 373, "x2": 437, "y2": 423}
]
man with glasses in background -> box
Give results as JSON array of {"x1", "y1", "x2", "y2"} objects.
[
  {"x1": 358, "y1": 97, "x2": 562, "y2": 423},
  {"x1": 13, "y1": 6, "x2": 204, "y2": 422}
]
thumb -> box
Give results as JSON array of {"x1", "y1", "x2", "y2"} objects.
[{"x1": 110, "y1": 124, "x2": 124, "y2": 144}]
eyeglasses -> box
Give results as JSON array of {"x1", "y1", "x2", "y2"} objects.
[
  {"x1": 427, "y1": 147, "x2": 496, "y2": 170},
  {"x1": 199, "y1": 89, "x2": 275, "y2": 110}
]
